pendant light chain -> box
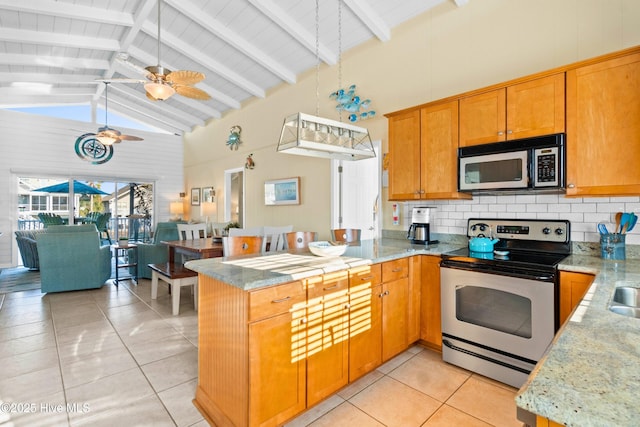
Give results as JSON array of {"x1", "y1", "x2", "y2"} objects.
[
  {"x1": 104, "y1": 82, "x2": 109, "y2": 127},
  {"x1": 315, "y1": 0, "x2": 320, "y2": 116},
  {"x1": 338, "y1": 0, "x2": 343, "y2": 122}
]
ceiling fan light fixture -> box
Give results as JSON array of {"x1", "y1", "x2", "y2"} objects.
[
  {"x1": 145, "y1": 81, "x2": 175, "y2": 100},
  {"x1": 96, "y1": 134, "x2": 117, "y2": 146}
]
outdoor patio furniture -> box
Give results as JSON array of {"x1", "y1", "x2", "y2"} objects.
[
  {"x1": 36, "y1": 224, "x2": 111, "y2": 293},
  {"x1": 37, "y1": 212, "x2": 67, "y2": 227},
  {"x1": 14, "y1": 229, "x2": 48, "y2": 270}
]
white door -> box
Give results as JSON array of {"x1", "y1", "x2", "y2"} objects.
[{"x1": 331, "y1": 141, "x2": 381, "y2": 240}]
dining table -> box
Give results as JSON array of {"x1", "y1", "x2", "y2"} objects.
[{"x1": 161, "y1": 237, "x2": 224, "y2": 264}]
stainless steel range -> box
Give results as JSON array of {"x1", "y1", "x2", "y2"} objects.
[{"x1": 440, "y1": 218, "x2": 571, "y2": 388}]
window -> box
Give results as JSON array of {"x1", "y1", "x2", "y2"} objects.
[
  {"x1": 31, "y1": 195, "x2": 47, "y2": 211},
  {"x1": 52, "y1": 195, "x2": 68, "y2": 211}
]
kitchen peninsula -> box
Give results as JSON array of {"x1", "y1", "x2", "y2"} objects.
[
  {"x1": 184, "y1": 239, "x2": 457, "y2": 427},
  {"x1": 185, "y1": 239, "x2": 640, "y2": 427}
]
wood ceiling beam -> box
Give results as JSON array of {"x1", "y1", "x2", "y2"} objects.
[
  {"x1": 0, "y1": 53, "x2": 110, "y2": 71},
  {"x1": 0, "y1": 0, "x2": 134, "y2": 26},
  {"x1": 0, "y1": 28, "x2": 119, "y2": 51},
  {"x1": 0, "y1": 72, "x2": 102, "y2": 84},
  {"x1": 344, "y1": 0, "x2": 390, "y2": 42},
  {"x1": 166, "y1": 0, "x2": 297, "y2": 84},
  {"x1": 246, "y1": 0, "x2": 337, "y2": 65}
]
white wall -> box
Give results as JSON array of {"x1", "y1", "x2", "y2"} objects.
[
  {"x1": 0, "y1": 109, "x2": 184, "y2": 268},
  {"x1": 182, "y1": 0, "x2": 640, "y2": 242}
]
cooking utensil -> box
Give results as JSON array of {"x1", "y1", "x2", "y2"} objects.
[
  {"x1": 626, "y1": 213, "x2": 637, "y2": 232},
  {"x1": 597, "y1": 223, "x2": 609, "y2": 235},
  {"x1": 614, "y1": 212, "x2": 623, "y2": 233},
  {"x1": 468, "y1": 236, "x2": 500, "y2": 252},
  {"x1": 620, "y1": 212, "x2": 631, "y2": 234}
]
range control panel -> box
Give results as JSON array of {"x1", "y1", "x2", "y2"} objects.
[{"x1": 467, "y1": 218, "x2": 570, "y2": 243}]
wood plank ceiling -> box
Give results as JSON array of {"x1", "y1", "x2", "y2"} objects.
[{"x1": 0, "y1": 0, "x2": 464, "y2": 135}]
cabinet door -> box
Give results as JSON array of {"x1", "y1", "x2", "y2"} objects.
[
  {"x1": 381, "y1": 277, "x2": 409, "y2": 361},
  {"x1": 420, "y1": 256, "x2": 442, "y2": 349},
  {"x1": 459, "y1": 88, "x2": 507, "y2": 147},
  {"x1": 559, "y1": 271, "x2": 595, "y2": 325},
  {"x1": 421, "y1": 101, "x2": 470, "y2": 199},
  {"x1": 506, "y1": 73, "x2": 565, "y2": 140},
  {"x1": 306, "y1": 273, "x2": 350, "y2": 407},
  {"x1": 249, "y1": 310, "x2": 306, "y2": 427},
  {"x1": 566, "y1": 52, "x2": 640, "y2": 196},
  {"x1": 388, "y1": 109, "x2": 422, "y2": 200}
]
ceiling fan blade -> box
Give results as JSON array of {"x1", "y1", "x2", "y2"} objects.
[
  {"x1": 167, "y1": 70, "x2": 205, "y2": 85},
  {"x1": 97, "y1": 127, "x2": 122, "y2": 138},
  {"x1": 96, "y1": 78, "x2": 147, "y2": 84},
  {"x1": 119, "y1": 134, "x2": 144, "y2": 141},
  {"x1": 175, "y1": 85, "x2": 211, "y2": 100}
]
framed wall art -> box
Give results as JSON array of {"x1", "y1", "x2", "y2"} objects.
[
  {"x1": 264, "y1": 177, "x2": 300, "y2": 205},
  {"x1": 202, "y1": 187, "x2": 215, "y2": 203},
  {"x1": 191, "y1": 188, "x2": 201, "y2": 206}
]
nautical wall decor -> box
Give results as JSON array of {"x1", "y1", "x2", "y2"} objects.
[
  {"x1": 75, "y1": 133, "x2": 113, "y2": 164},
  {"x1": 226, "y1": 125, "x2": 242, "y2": 150}
]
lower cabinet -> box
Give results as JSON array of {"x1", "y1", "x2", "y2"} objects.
[
  {"x1": 559, "y1": 271, "x2": 595, "y2": 325},
  {"x1": 374, "y1": 258, "x2": 410, "y2": 362},
  {"x1": 348, "y1": 264, "x2": 383, "y2": 382},
  {"x1": 305, "y1": 271, "x2": 350, "y2": 406},
  {"x1": 420, "y1": 255, "x2": 442, "y2": 349}
]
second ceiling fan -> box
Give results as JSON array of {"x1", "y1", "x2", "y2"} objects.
[{"x1": 108, "y1": 0, "x2": 211, "y2": 102}]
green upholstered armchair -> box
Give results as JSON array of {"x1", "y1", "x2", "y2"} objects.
[
  {"x1": 15, "y1": 229, "x2": 48, "y2": 270},
  {"x1": 36, "y1": 224, "x2": 111, "y2": 293},
  {"x1": 132, "y1": 221, "x2": 184, "y2": 279}
]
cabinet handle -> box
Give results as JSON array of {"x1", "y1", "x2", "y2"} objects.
[
  {"x1": 300, "y1": 317, "x2": 307, "y2": 324},
  {"x1": 323, "y1": 284, "x2": 338, "y2": 291},
  {"x1": 568, "y1": 183, "x2": 575, "y2": 188},
  {"x1": 392, "y1": 268, "x2": 403, "y2": 272},
  {"x1": 359, "y1": 275, "x2": 373, "y2": 281},
  {"x1": 344, "y1": 303, "x2": 351, "y2": 309},
  {"x1": 271, "y1": 296, "x2": 291, "y2": 303},
  {"x1": 498, "y1": 131, "x2": 504, "y2": 136},
  {"x1": 507, "y1": 130, "x2": 513, "y2": 134},
  {"x1": 378, "y1": 292, "x2": 385, "y2": 298}
]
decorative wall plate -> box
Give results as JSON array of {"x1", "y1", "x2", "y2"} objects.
[{"x1": 75, "y1": 133, "x2": 114, "y2": 164}]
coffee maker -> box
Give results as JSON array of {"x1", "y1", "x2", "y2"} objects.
[{"x1": 407, "y1": 206, "x2": 438, "y2": 245}]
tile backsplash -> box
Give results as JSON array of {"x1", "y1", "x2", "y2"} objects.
[{"x1": 399, "y1": 194, "x2": 640, "y2": 246}]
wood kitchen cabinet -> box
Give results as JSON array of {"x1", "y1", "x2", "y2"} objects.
[
  {"x1": 195, "y1": 276, "x2": 307, "y2": 427},
  {"x1": 381, "y1": 258, "x2": 409, "y2": 361},
  {"x1": 305, "y1": 271, "x2": 350, "y2": 407},
  {"x1": 348, "y1": 263, "x2": 382, "y2": 382},
  {"x1": 559, "y1": 271, "x2": 595, "y2": 326},
  {"x1": 387, "y1": 102, "x2": 471, "y2": 200},
  {"x1": 459, "y1": 73, "x2": 565, "y2": 147},
  {"x1": 565, "y1": 50, "x2": 640, "y2": 196},
  {"x1": 420, "y1": 255, "x2": 442, "y2": 350}
]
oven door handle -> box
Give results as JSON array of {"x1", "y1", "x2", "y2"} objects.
[
  {"x1": 442, "y1": 338, "x2": 532, "y2": 374},
  {"x1": 440, "y1": 261, "x2": 555, "y2": 282}
]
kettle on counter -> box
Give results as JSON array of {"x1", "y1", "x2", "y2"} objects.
[{"x1": 468, "y1": 223, "x2": 499, "y2": 252}]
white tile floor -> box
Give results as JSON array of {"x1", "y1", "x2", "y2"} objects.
[{"x1": 0, "y1": 279, "x2": 524, "y2": 426}]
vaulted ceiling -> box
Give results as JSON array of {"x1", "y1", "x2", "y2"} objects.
[{"x1": 0, "y1": 0, "x2": 466, "y2": 135}]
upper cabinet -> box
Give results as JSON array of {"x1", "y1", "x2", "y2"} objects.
[
  {"x1": 565, "y1": 52, "x2": 640, "y2": 196},
  {"x1": 387, "y1": 102, "x2": 471, "y2": 200},
  {"x1": 459, "y1": 73, "x2": 565, "y2": 147}
]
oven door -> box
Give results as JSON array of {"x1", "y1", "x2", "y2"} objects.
[
  {"x1": 459, "y1": 150, "x2": 529, "y2": 191},
  {"x1": 441, "y1": 266, "x2": 555, "y2": 362}
]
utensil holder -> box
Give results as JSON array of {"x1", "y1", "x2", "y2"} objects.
[{"x1": 600, "y1": 233, "x2": 625, "y2": 260}]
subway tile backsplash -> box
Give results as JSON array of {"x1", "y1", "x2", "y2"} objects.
[{"x1": 401, "y1": 195, "x2": 640, "y2": 246}]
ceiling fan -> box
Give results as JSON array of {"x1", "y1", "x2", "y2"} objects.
[
  {"x1": 104, "y1": 0, "x2": 210, "y2": 102},
  {"x1": 95, "y1": 82, "x2": 143, "y2": 145}
]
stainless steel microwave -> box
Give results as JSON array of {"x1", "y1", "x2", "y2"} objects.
[{"x1": 458, "y1": 133, "x2": 565, "y2": 193}]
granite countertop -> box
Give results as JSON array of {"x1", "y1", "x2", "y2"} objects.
[
  {"x1": 186, "y1": 236, "x2": 640, "y2": 425},
  {"x1": 184, "y1": 237, "x2": 459, "y2": 291},
  {"x1": 516, "y1": 254, "x2": 640, "y2": 427}
]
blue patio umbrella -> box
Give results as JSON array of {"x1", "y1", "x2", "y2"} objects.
[{"x1": 33, "y1": 180, "x2": 108, "y2": 195}]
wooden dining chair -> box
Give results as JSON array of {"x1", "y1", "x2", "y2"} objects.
[
  {"x1": 331, "y1": 228, "x2": 361, "y2": 243},
  {"x1": 223, "y1": 236, "x2": 264, "y2": 257},
  {"x1": 228, "y1": 226, "x2": 263, "y2": 237},
  {"x1": 285, "y1": 231, "x2": 318, "y2": 249},
  {"x1": 177, "y1": 223, "x2": 207, "y2": 240}
]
